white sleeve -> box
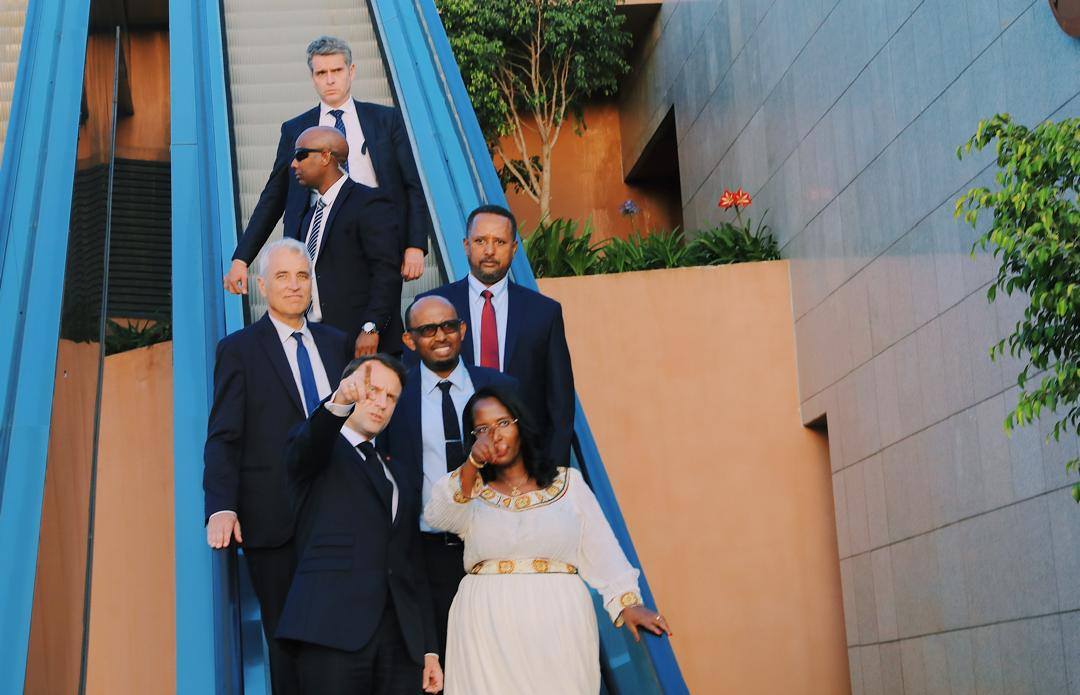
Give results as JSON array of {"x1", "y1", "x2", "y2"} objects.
[
  {"x1": 570, "y1": 468, "x2": 642, "y2": 624},
  {"x1": 422, "y1": 470, "x2": 476, "y2": 537}
]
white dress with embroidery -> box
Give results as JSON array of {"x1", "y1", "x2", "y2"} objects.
[{"x1": 424, "y1": 466, "x2": 641, "y2": 695}]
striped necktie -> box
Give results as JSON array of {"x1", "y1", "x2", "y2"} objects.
[{"x1": 306, "y1": 198, "x2": 326, "y2": 261}]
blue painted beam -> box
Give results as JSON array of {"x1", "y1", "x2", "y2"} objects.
[
  {"x1": 169, "y1": 1, "x2": 245, "y2": 692},
  {"x1": 0, "y1": 1, "x2": 91, "y2": 692}
]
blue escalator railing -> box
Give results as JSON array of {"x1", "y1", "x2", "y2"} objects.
[
  {"x1": 170, "y1": 0, "x2": 247, "y2": 692},
  {"x1": 370, "y1": 0, "x2": 688, "y2": 692},
  {"x1": 0, "y1": 1, "x2": 92, "y2": 693}
]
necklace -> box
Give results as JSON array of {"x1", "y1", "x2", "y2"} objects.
[{"x1": 503, "y1": 475, "x2": 530, "y2": 497}]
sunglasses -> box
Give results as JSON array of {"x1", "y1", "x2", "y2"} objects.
[
  {"x1": 407, "y1": 319, "x2": 464, "y2": 338},
  {"x1": 292, "y1": 147, "x2": 327, "y2": 161}
]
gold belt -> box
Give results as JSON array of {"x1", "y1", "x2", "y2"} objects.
[{"x1": 469, "y1": 558, "x2": 578, "y2": 575}]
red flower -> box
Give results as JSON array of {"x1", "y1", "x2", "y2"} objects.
[
  {"x1": 718, "y1": 189, "x2": 735, "y2": 209},
  {"x1": 733, "y1": 188, "x2": 752, "y2": 209}
]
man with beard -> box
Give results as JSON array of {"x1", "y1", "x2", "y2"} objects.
[
  {"x1": 379, "y1": 295, "x2": 516, "y2": 660},
  {"x1": 411, "y1": 205, "x2": 576, "y2": 468}
]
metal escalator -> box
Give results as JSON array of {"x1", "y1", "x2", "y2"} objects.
[
  {"x1": 173, "y1": 0, "x2": 688, "y2": 692},
  {"x1": 222, "y1": 0, "x2": 441, "y2": 322}
]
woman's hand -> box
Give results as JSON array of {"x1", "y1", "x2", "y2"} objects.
[
  {"x1": 468, "y1": 430, "x2": 495, "y2": 466},
  {"x1": 619, "y1": 605, "x2": 672, "y2": 642}
]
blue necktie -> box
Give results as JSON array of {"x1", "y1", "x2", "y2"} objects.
[
  {"x1": 292, "y1": 332, "x2": 321, "y2": 415},
  {"x1": 328, "y1": 109, "x2": 349, "y2": 173}
]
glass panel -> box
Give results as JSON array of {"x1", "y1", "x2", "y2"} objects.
[{"x1": 25, "y1": 2, "x2": 173, "y2": 692}]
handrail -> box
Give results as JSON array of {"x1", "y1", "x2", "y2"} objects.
[
  {"x1": 369, "y1": 0, "x2": 688, "y2": 691},
  {"x1": 0, "y1": 1, "x2": 91, "y2": 693},
  {"x1": 169, "y1": 0, "x2": 246, "y2": 692}
]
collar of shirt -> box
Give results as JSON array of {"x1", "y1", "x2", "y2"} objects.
[
  {"x1": 319, "y1": 97, "x2": 357, "y2": 120},
  {"x1": 420, "y1": 359, "x2": 468, "y2": 396},
  {"x1": 339, "y1": 423, "x2": 372, "y2": 450},
  {"x1": 267, "y1": 313, "x2": 311, "y2": 345},
  {"x1": 318, "y1": 172, "x2": 349, "y2": 208},
  {"x1": 468, "y1": 272, "x2": 509, "y2": 301}
]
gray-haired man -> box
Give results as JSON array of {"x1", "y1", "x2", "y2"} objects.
[
  {"x1": 225, "y1": 36, "x2": 433, "y2": 341},
  {"x1": 205, "y1": 238, "x2": 352, "y2": 695}
]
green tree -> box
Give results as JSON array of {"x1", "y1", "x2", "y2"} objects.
[
  {"x1": 956, "y1": 114, "x2": 1080, "y2": 498},
  {"x1": 437, "y1": 0, "x2": 631, "y2": 219}
]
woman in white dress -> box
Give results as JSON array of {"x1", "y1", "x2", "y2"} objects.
[{"x1": 424, "y1": 384, "x2": 671, "y2": 694}]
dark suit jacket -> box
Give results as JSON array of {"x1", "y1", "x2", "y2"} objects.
[
  {"x1": 379, "y1": 362, "x2": 519, "y2": 477},
  {"x1": 233, "y1": 99, "x2": 432, "y2": 263},
  {"x1": 289, "y1": 177, "x2": 404, "y2": 353},
  {"x1": 410, "y1": 278, "x2": 576, "y2": 467},
  {"x1": 203, "y1": 316, "x2": 350, "y2": 548},
  {"x1": 277, "y1": 405, "x2": 436, "y2": 661}
]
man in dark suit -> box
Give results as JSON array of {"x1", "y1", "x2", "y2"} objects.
[
  {"x1": 270, "y1": 125, "x2": 403, "y2": 355},
  {"x1": 224, "y1": 35, "x2": 432, "y2": 295},
  {"x1": 204, "y1": 238, "x2": 351, "y2": 695},
  {"x1": 411, "y1": 204, "x2": 576, "y2": 467},
  {"x1": 379, "y1": 295, "x2": 516, "y2": 659},
  {"x1": 278, "y1": 355, "x2": 443, "y2": 695}
]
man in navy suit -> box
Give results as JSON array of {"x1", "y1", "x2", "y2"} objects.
[
  {"x1": 265, "y1": 125, "x2": 403, "y2": 355},
  {"x1": 278, "y1": 355, "x2": 443, "y2": 695},
  {"x1": 204, "y1": 238, "x2": 351, "y2": 695},
  {"x1": 223, "y1": 36, "x2": 433, "y2": 313},
  {"x1": 379, "y1": 295, "x2": 516, "y2": 659},
  {"x1": 412, "y1": 204, "x2": 576, "y2": 467}
]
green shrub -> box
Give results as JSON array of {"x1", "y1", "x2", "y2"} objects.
[
  {"x1": 522, "y1": 216, "x2": 781, "y2": 278},
  {"x1": 523, "y1": 218, "x2": 604, "y2": 278},
  {"x1": 105, "y1": 318, "x2": 172, "y2": 355},
  {"x1": 689, "y1": 214, "x2": 780, "y2": 265}
]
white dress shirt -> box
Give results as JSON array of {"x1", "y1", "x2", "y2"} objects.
[
  {"x1": 305, "y1": 172, "x2": 348, "y2": 324},
  {"x1": 328, "y1": 406, "x2": 399, "y2": 522},
  {"x1": 319, "y1": 98, "x2": 379, "y2": 189},
  {"x1": 419, "y1": 361, "x2": 475, "y2": 532},
  {"x1": 468, "y1": 273, "x2": 509, "y2": 370},
  {"x1": 208, "y1": 314, "x2": 332, "y2": 523}
]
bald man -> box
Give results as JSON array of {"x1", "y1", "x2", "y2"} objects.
[
  {"x1": 379, "y1": 295, "x2": 517, "y2": 661},
  {"x1": 245, "y1": 125, "x2": 405, "y2": 355}
]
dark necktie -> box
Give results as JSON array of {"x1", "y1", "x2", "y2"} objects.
[
  {"x1": 356, "y1": 441, "x2": 393, "y2": 513},
  {"x1": 306, "y1": 197, "x2": 326, "y2": 262},
  {"x1": 437, "y1": 381, "x2": 466, "y2": 472},
  {"x1": 480, "y1": 289, "x2": 500, "y2": 370},
  {"x1": 328, "y1": 109, "x2": 349, "y2": 173},
  {"x1": 291, "y1": 332, "x2": 321, "y2": 415}
]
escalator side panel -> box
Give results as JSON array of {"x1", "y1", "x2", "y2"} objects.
[{"x1": 0, "y1": 2, "x2": 91, "y2": 693}]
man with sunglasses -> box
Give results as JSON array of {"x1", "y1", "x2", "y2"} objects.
[
  {"x1": 379, "y1": 295, "x2": 517, "y2": 661},
  {"x1": 224, "y1": 35, "x2": 432, "y2": 293},
  {"x1": 276, "y1": 125, "x2": 403, "y2": 356}
]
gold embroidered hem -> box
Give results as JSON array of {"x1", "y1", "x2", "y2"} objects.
[
  {"x1": 474, "y1": 466, "x2": 571, "y2": 512},
  {"x1": 469, "y1": 558, "x2": 578, "y2": 575},
  {"x1": 449, "y1": 468, "x2": 484, "y2": 503}
]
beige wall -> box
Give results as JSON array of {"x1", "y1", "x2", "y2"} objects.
[
  {"x1": 26, "y1": 342, "x2": 176, "y2": 694},
  {"x1": 539, "y1": 262, "x2": 849, "y2": 694}
]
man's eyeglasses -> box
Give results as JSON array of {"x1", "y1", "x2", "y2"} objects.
[
  {"x1": 471, "y1": 418, "x2": 518, "y2": 438},
  {"x1": 293, "y1": 147, "x2": 327, "y2": 161},
  {"x1": 407, "y1": 319, "x2": 464, "y2": 338}
]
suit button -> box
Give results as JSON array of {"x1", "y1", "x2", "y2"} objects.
[{"x1": 388, "y1": 568, "x2": 394, "y2": 576}]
